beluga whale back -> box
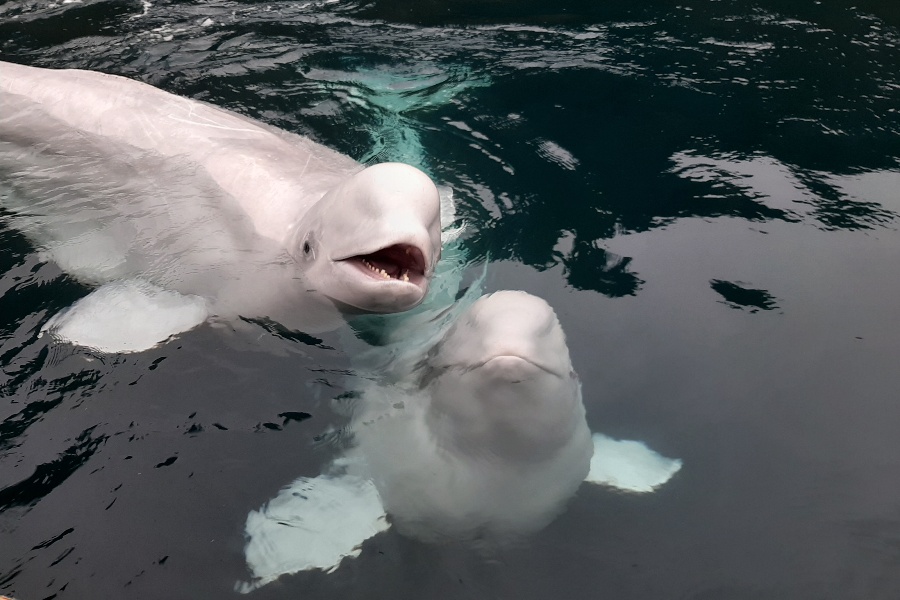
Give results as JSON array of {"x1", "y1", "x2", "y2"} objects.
[{"x1": 0, "y1": 61, "x2": 444, "y2": 352}]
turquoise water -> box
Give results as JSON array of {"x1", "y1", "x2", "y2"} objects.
[{"x1": 2, "y1": 1, "x2": 900, "y2": 598}]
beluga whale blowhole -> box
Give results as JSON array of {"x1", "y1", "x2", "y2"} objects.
[
  {"x1": 240, "y1": 290, "x2": 683, "y2": 590},
  {"x1": 0, "y1": 61, "x2": 445, "y2": 352}
]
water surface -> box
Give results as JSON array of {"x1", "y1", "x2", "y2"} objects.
[{"x1": 1, "y1": 1, "x2": 900, "y2": 598}]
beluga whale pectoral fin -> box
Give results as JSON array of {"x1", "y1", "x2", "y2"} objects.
[
  {"x1": 42, "y1": 279, "x2": 209, "y2": 353},
  {"x1": 238, "y1": 466, "x2": 390, "y2": 593},
  {"x1": 586, "y1": 433, "x2": 683, "y2": 493}
]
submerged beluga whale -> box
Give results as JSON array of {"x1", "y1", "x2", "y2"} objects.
[
  {"x1": 0, "y1": 61, "x2": 444, "y2": 352},
  {"x1": 240, "y1": 290, "x2": 683, "y2": 591}
]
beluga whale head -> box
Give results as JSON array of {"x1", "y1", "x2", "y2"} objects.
[
  {"x1": 425, "y1": 290, "x2": 586, "y2": 463},
  {"x1": 288, "y1": 162, "x2": 442, "y2": 314}
]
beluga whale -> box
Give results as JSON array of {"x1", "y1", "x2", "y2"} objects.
[
  {"x1": 0, "y1": 61, "x2": 445, "y2": 352},
  {"x1": 239, "y1": 290, "x2": 683, "y2": 591}
]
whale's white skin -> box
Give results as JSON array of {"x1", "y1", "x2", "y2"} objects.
[
  {"x1": 359, "y1": 291, "x2": 594, "y2": 540},
  {"x1": 0, "y1": 61, "x2": 443, "y2": 351},
  {"x1": 239, "y1": 291, "x2": 682, "y2": 591}
]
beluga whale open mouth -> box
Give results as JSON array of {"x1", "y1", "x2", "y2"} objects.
[{"x1": 341, "y1": 242, "x2": 428, "y2": 286}]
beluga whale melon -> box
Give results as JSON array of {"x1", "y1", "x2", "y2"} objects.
[
  {"x1": 239, "y1": 290, "x2": 683, "y2": 591},
  {"x1": 0, "y1": 61, "x2": 444, "y2": 352}
]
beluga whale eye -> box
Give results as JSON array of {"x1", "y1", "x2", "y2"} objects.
[{"x1": 297, "y1": 233, "x2": 316, "y2": 261}]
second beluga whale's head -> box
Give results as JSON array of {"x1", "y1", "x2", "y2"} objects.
[
  {"x1": 287, "y1": 162, "x2": 443, "y2": 314},
  {"x1": 425, "y1": 290, "x2": 586, "y2": 462}
]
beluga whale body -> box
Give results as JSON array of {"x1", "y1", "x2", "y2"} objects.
[
  {"x1": 240, "y1": 290, "x2": 683, "y2": 591},
  {"x1": 0, "y1": 61, "x2": 444, "y2": 352}
]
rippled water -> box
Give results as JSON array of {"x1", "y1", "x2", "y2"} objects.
[{"x1": 2, "y1": 1, "x2": 900, "y2": 598}]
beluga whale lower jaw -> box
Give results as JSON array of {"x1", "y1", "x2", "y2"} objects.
[
  {"x1": 0, "y1": 61, "x2": 444, "y2": 351},
  {"x1": 239, "y1": 291, "x2": 683, "y2": 590}
]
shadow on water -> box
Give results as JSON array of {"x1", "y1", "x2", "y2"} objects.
[{"x1": 709, "y1": 279, "x2": 780, "y2": 313}]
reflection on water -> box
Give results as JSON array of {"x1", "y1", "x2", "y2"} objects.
[
  {"x1": 2, "y1": 0, "x2": 900, "y2": 598},
  {"x1": 670, "y1": 149, "x2": 897, "y2": 230},
  {"x1": 709, "y1": 279, "x2": 780, "y2": 313}
]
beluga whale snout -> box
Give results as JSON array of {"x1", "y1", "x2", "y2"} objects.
[{"x1": 432, "y1": 290, "x2": 573, "y2": 377}]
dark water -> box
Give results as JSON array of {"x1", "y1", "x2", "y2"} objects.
[{"x1": 2, "y1": 0, "x2": 900, "y2": 598}]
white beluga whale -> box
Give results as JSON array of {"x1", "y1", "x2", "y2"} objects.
[
  {"x1": 239, "y1": 290, "x2": 683, "y2": 591},
  {"x1": 0, "y1": 61, "x2": 444, "y2": 352}
]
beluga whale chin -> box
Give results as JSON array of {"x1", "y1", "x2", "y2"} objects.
[
  {"x1": 0, "y1": 61, "x2": 443, "y2": 352},
  {"x1": 239, "y1": 291, "x2": 683, "y2": 591}
]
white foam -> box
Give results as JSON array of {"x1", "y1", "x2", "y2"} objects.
[{"x1": 438, "y1": 185, "x2": 466, "y2": 243}]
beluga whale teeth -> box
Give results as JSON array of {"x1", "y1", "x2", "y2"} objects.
[{"x1": 345, "y1": 243, "x2": 427, "y2": 285}]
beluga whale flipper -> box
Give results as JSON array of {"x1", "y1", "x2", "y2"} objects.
[
  {"x1": 0, "y1": 61, "x2": 444, "y2": 352},
  {"x1": 239, "y1": 290, "x2": 682, "y2": 591}
]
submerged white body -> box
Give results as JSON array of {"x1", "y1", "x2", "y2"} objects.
[
  {"x1": 0, "y1": 61, "x2": 443, "y2": 350},
  {"x1": 240, "y1": 291, "x2": 682, "y2": 590}
]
